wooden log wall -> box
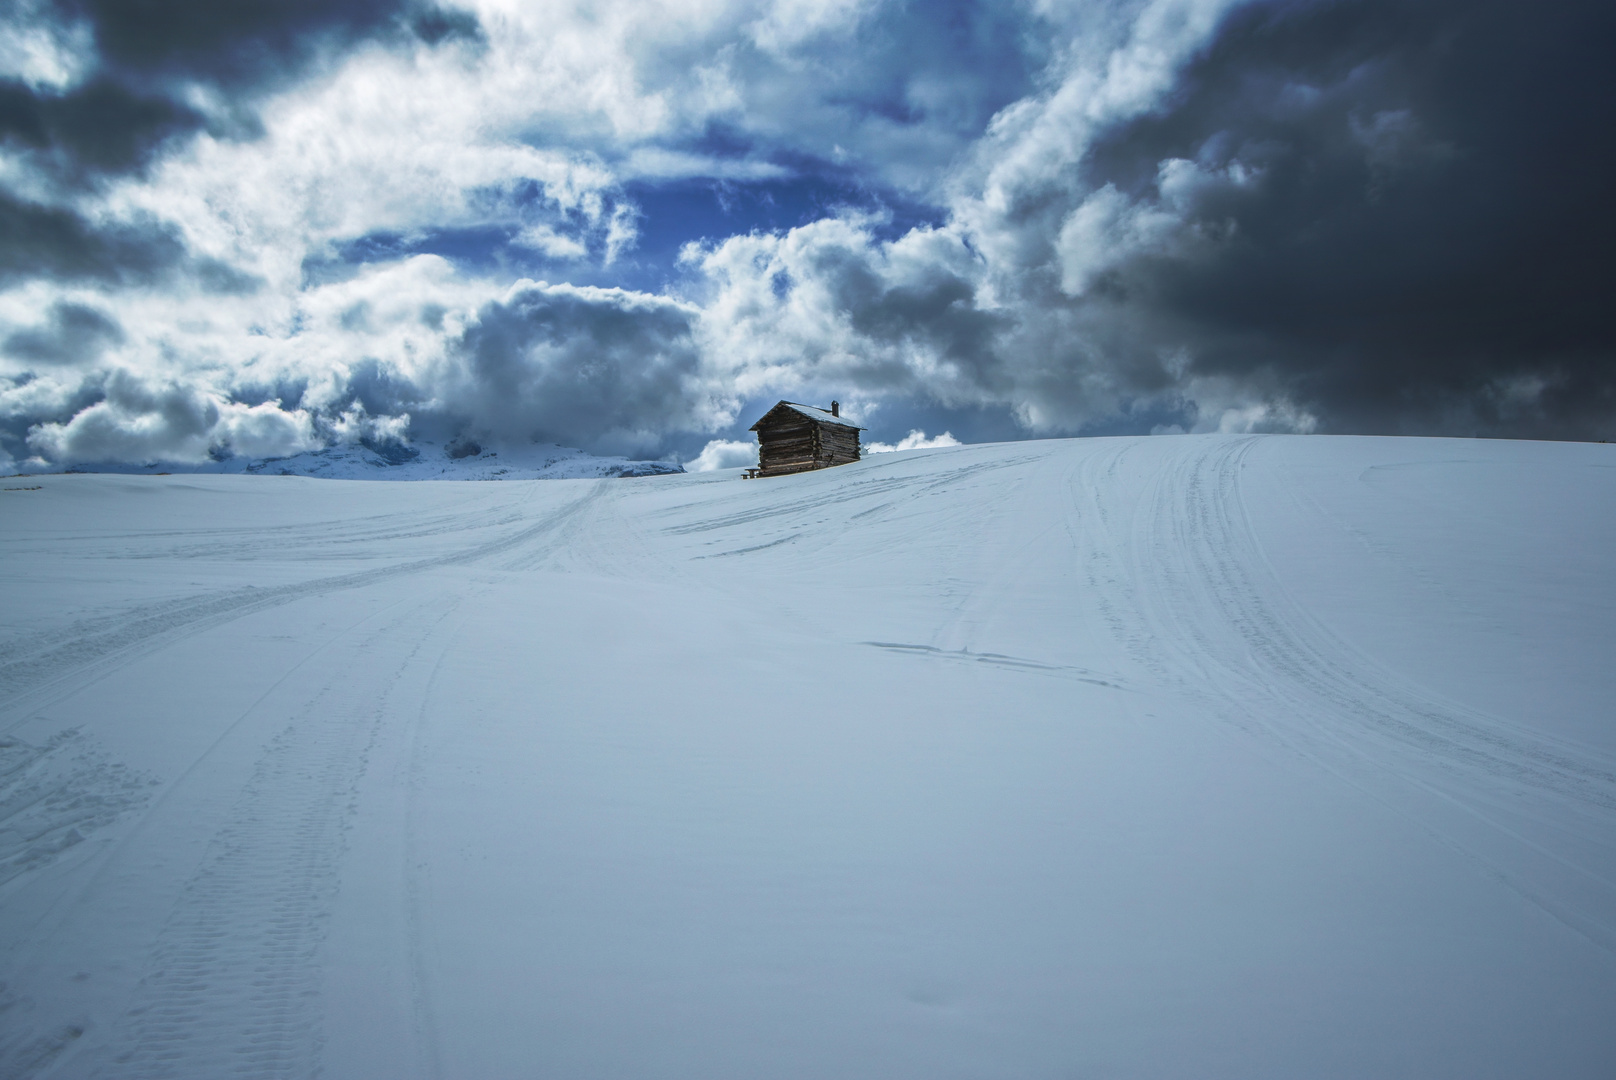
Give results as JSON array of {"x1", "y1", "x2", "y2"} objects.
[
  {"x1": 819, "y1": 426, "x2": 860, "y2": 466},
  {"x1": 756, "y1": 415, "x2": 861, "y2": 476},
  {"x1": 757, "y1": 419, "x2": 817, "y2": 473}
]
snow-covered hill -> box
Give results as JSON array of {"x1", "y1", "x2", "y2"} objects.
[{"x1": 1, "y1": 435, "x2": 1613, "y2": 1078}]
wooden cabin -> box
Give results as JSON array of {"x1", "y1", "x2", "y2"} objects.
[{"x1": 745, "y1": 400, "x2": 864, "y2": 478}]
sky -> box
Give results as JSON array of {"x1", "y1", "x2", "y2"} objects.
[{"x1": 1, "y1": 0, "x2": 1612, "y2": 469}]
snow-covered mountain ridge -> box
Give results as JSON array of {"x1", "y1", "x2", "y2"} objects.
[
  {"x1": 1, "y1": 434, "x2": 1613, "y2": 1078},
  {"x1": 23, "y1": 438, "x2": 685, "y2": 481}
]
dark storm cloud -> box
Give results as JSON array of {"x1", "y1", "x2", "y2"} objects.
[
  {"x1": 0, "y1": 191, "x2": 259, "y2": 290},
  {"x1": 0, "y1": 368, "x2": 106, "y2": 462},
  {"x1": 407, "y1": 5, "x2": 484, "y2": 47},
  {"x1": 0, "y1": 0, "x2": 478, "y2": 321},
  {"x1": 328, "y1": 357, "x2": 432, "y2": 424},
  {"x1": 55, "y1": 0, "x2": 463, "y2": 87},
  {"x1": 834, "y1": 261, "x2": 1009, "y2": 390},
  {"x1": 7, "y1": 1, "x2": 480, "y2": 183},
  {"x1": 449, "y1": 284, "x2": 705, "y2": 454},
  {"x1": 0, "y1": 76, "x2": 204, "y2": 178},
  {"x1": 1081, "y1": 0, "x2": 1616, "y2": 438},
  {"x1": 3, "y1": 301, "x2": 123, "y2": 364},
  {"x1": 0, "y1": 191, "x2": 183, "y2": 284}
]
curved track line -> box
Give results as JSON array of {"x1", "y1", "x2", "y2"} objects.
[
  {"x1": 1113, "y1": 436, "x2": 1616, "y2": 949},
  {"x1": 0, "y1": 482, "x2": 604, "y2": 728},
  {"x1": 101, "y1": 594, "x2": 465, "y2": 1080}
]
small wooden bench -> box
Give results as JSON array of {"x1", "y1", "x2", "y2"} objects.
[{"x1": 742, "y1": 468, "x2": 760, "y2": 479}]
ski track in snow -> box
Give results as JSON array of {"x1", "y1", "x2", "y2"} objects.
[
  {"x1": 0, "y1": 435, "x2": 1613, "y2": 1077},
  {"x1": 1101, "y1": 436, "x2": 1616, "y2": 948},
  {"x1": 0, "y1": 481, "x2": 598, "y2": 724},
  {"x1": 613, "y1": 436, "x2": 1616, "y2": 950},
  {"x1": 101, "y1": 595, "x2": 462, "y2": 1080}
]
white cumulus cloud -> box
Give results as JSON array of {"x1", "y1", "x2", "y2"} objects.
[
  {"x1": 865, "y1": 429, "x2": 961, "y2": 453},
  {"x1": 686, "y1": 438, "x2": 757, "y2": 471}
]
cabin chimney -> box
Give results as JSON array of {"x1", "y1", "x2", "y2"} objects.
[{"x1": 831, "y1": 401, "x2": 839, "y2": 416}]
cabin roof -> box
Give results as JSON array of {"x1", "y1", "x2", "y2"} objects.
[{"x1": 749, "y1": 400, "x2": 865, "y2": 432}]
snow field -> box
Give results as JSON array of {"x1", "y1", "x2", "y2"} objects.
[{"x1": 1, "y1": 434, "x2": 1614, "y2": 1078}]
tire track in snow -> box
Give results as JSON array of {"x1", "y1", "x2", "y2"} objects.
[
  {"x1": 492, "y1": 478, "x2": 614, "y2": 574},
  {"x1": 0, "y1": 482, "x2": 599, "y2": 727},
  {"x1": 1150, "y1": 438, "x2": 1616, "y2": 806},
  {"x1": 398, "y1": 614, "x2": 468, "y2": 1080},
  {"x1": 1071, "y1": 440, "x2": 1156, "y2": 675},
  {"x1": 1118, "y1": 436, "x2": 1616, "y2": 948},
  {"x1": 916, "y1": 444, "x2": 1122, "y2": 677},
  {"x1": 102, "y1": 595, "x2": 462, "y2": 1080},
  {"x1": 0, "y1": 593, "x2": 437, "y2": 1080}
]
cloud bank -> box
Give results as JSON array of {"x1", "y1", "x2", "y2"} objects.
[{"x1": 2, "y1": 0, "x2": 1612, "y2": 469}]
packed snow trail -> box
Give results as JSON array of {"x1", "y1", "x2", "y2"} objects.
[
  {"x1": 1094, "y1": 437, "x2": 1616, "y2": 948},
  {"x1": 0, "y1": 435, "x2": 1613, "y2": 1078}
]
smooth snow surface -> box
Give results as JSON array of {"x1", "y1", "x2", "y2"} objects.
[{"x1": 1, "y1": 434, "x2": 1613, "y2": 1079}]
